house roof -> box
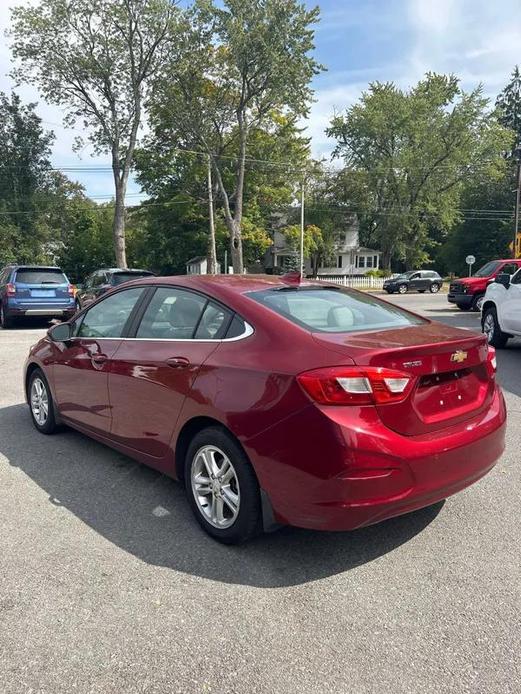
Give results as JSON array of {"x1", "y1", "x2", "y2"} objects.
[{"x1": 186, "y1": 256, "x2": 207, "y2": 265}]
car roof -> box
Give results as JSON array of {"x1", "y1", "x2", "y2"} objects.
[
  {"x1": 98, "y1": 268, "x2": 153, "y2": 274},
  {"x1": 13, "y1": 265, "x2": 63, "y2": 271}
]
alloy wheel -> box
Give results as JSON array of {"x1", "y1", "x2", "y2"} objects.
[
  {"x1": 30, "y1": 377, "x2": 49, "y2": 426},
  {"x1": 398, "y1": 284, "x2": 407, "y2": 294},
  {"x1": 475, "y1": 295, "x2": 485, "y2": 312},
  {"x1": 483, "y1": 313, "x2": 495, "y2": 343},
  {"x1": 430, "y1": 284, "x2": 440, "y2": 293},
  {"x1": 191, "y1": 445, "x2": 240, "y2": 529}
]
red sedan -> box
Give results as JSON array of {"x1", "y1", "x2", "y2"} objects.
[{"x1": 24, "y1": 274, "x2": 506, "y2": 544}]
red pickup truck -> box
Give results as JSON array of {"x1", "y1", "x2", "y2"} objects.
[{"x1": 448, "y1": 258, "x2": 521, "y2": 311}]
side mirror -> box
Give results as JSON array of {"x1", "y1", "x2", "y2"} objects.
[
  {"x1": 495, "y1": 273, "x2": 511, "y2": 288},
  {"x1": 48, "y1": 322, "x2": 73, "y2": 342}
]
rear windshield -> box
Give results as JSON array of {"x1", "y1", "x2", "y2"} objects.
[
  {"x1": 15, "y1": 269, "x2": 67, "y2": 285},
  {"x1": 112, "y1": 272, "x2": 153, "y2": 285},
  {"x1": 249, "y1": 286, "x2": 426, "y2": 333},
  {"x1": 474, "y1": 261, "x2": 501, "y2": 277}
]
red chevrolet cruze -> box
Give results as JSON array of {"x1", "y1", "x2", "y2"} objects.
[{"x1": 24, "y1": 274, "x2": 506, "y2": 543}]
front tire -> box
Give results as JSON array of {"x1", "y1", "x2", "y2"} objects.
[
  {"x1": 28, "y1": 369, "x2": 59, "y2": 434},
  {"x1": 430, "y1": 283, "x2": 440, "y2": 293},
  {"x1": 472, "y1": 294, "x2": 485, "y2": 312},
  {"x1": 184, "y1": 427, "x2": 262, "y2": 544},
  {"x1": 482, "y1": 307, "x2": 509, "y2": 348},
  {"x1": 398, "y1": 284, "x2": 407, "y2": 294}
]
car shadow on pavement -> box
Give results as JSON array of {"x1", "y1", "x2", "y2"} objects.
[{"x1": 1, "y1": 403, "x2": 444, "y2": 588}]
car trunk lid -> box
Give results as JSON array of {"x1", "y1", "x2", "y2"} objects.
[{"x1": 313, "y1": 324, "x2": 494, "y2": 435}]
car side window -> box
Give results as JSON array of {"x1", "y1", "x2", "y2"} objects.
[
  {"x1": 511, "y1": 269, "x2": 521, "y2": 285},
  {"x1": 501, "y1": 263, "x2": 518, "y2": 276},
  {"x1": 410, "y1": 273, "x2": 420, "y2": 279},
  {"x1": 194, "y1": 301, "x2": 232, "y2": 339},
  {"x1": 77, "y1": 287, "x2": 144, "y2": 338},
  {"x1": 136, "y1": 287, "x2": 207, "y2": 339}
]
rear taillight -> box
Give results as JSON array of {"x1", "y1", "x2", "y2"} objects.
[
  {"x1": 486, "y1": 347, "x2": 497, "y2": 378},
  {"x1": 67, "y1": 284, "x2": 75, "y2": 296},
  {"x1": 297, "y1": 366, "x2": 414, "y2": 406},
  {"x1": 6, "y1": 283, "x2": 16, "y2": 296}
]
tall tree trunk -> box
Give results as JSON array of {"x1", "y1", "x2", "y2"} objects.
[
  {"x1": 112, "y1": 152, "x2": 128, "y2": 269},
  {"x1": 206, "y1": 155, "x2": 217, "y2": 274}
]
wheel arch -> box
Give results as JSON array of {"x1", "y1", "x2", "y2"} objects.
[
  {"x1": 24, "y1": 361, "x2": 42, "y2": 401},
  {"x1": 174, "y1": 416, "x2": 280, "y2": 532}
]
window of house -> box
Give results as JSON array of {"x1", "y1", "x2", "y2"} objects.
[
  {"x1": 358, "y1": 256, "x2": 365, "y2": 268},
  {"x1": 366, "y1": 256, "x2": 373, "y2": 268},
  {"x1": 373, "y1": 255, "x2": 378, "y2": 267},
  {"x1": 337, "y1": 255, "x2": 343, "y2": 269}
]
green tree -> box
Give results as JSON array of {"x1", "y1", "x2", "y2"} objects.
[
  {"x1": 10, "y1": 0, "x2": 178, "y2": 268},
  {"x1": 434, "y1": 169, "x2": 515, "y2": 276},
  {"x1": 0, "y1": 92, "x2": 55, "y2": 265},
  {"x1": 328, "y1": 74, "x2": 513, "y2": 269},
  {"x1": 134, "y1": 116, "x2": 311, "y2": 273},
  {"x1": 496, "y1": 66, "x2": 521, "y2": 145},
  {"x1": 151, "y1": 0, "x2": 322, "y2": 273}
]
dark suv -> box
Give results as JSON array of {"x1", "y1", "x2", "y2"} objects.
[
  {"x1": 383, "y1": 270, "x2": 443, "y2": 295},
  {"x1": 0, "y1": 265, "x2": 76, "y2": 328},
  {"x1": 77, "y1": 268, "x2": 155, "y2": 308}
]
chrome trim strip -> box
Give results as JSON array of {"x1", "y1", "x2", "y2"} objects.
[{"x1": 70, "y1": 321, "x2": 255, "y2": 343}]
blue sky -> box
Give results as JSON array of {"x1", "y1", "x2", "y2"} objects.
[{"x1": 1, "y1": 0, "x2": 520, "y2": 201}]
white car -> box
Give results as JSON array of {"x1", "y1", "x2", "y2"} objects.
[{"x1": 481, "y1": 270, "x2": 521, "y2": 347}]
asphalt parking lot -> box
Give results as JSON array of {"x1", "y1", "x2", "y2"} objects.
[{"x1": 0, "y1": 293, "x2": 520, "y2": 694}]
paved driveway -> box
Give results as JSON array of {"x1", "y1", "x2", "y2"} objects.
[{"x1": 0, "y1": 297, "x2": 519, "y2": 694}]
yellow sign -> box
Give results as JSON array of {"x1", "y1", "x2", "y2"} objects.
[{"x1": 509, "y1": 232, "x2": 521, "y2": 258}]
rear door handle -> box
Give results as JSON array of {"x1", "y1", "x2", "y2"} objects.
[{"x1": 166, "y1": 356, "x2": 191, "y2": 369}]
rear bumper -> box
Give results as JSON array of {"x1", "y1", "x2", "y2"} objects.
[
  {"x1": 247, "y1": 387, "x2": 506, "y2": 531},
  {"x1": 6, "y1": 300, "x2": 75, "y2": 318},
  {"x1": 448, "y1": 293, "x2": 473, "y2": 306}
]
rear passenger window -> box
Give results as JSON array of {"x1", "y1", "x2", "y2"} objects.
[
  {"x1": 194, "y1": 302, "x2": 231, "y2": 339},
  {"x1": 225, "y1": 315, "x2": 248, "y2": 339},
  {"x1": 501, "y1": 263, "x2": 518, "y2": 276},
  {"x1": 136, "y1": 288, "x2": 206, "y2": 339}
]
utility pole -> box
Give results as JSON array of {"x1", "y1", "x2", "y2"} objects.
[
  {"x1": 207, "y1": 155, "x2": 217, "y2": 274},
  {"x1": 514, "y1": 150, "x2": 521, "y2": 259},
  {"x1": 299, "y1": 178, "x2": 305, "y2": 276}
]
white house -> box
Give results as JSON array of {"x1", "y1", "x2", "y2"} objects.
[
  {"x1": 266, "y1": 215, "x2": 381, "y2": 276},
  {"x1": 186, "y1": 256, "x2": 222, "y2": 275}
]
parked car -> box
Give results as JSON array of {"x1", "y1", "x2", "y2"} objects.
[
  {"x1": 481, "y1": 269, "x2": 521, "y2": 348},
  {"x1": 0, "y1": 265, "x2": 76, "y2": 329},
  {"x1": 448, "y1": 259, "x2": 521, "y2": 312},
  {"x1": 76, "y1": 268, "x2": 155, "y2": 308},
  {"x1": 383, "y1": 270, "x2": 443, "y2": 294},
  {"x1": 24, "y1": 274, "x2": 505, "y2": 544}
]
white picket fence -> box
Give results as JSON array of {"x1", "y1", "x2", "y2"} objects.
[{"x1": 312, "y1": 275, "x2": 386, "y2": 289}]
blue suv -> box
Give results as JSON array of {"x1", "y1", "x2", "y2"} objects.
[{"x1": 0, "y1": 265, "x2": 76, "y2": 328}]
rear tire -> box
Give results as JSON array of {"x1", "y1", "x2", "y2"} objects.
[
  {"x1": 0, "y1": 303, "x2": 14, "y2": 329},
  {"x1": 28, "y1": 369, "x2": 59, "y2": 434},
  {"x1": 184, "y1": 427, "x2": 262, "y2": 544},
  {"x1": 482, "y1": 307, "x2": 509, "y2": 348}
]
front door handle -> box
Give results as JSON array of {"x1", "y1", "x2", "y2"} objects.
[
  {"x1": 166, "y1": 356, "x2": 191, "y2": 369},
  {"x1": 91, "y1": 354, "x2": 107, "y2": 368}
]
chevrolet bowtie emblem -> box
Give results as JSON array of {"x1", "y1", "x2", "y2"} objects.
[{"x1": 450, "y1": 350, "x2": 468, "y2": 363}]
